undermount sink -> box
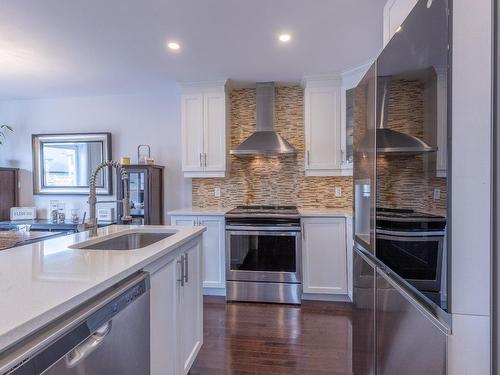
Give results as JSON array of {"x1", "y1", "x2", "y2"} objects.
[{"x1": 76, "y1": 232, "x2": 174, "y2": 250}]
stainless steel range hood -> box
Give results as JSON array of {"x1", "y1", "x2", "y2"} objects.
[
  {"x1": 377, "y1": 77, "x2": 437, "y2": 154},
  {"x1": 230, "y1": 82, "x2": 298, "y2": 157}
]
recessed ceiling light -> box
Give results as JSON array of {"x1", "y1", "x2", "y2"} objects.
[
  {"x1": 167, "y1": 42, "x2": 180, "y2": 51},
  {"x1": 396, "y1": 25, "x2": 402, "y2": 33},
  {"x1": 278, "y1": 34, "x2": 291, "y2": 43}
]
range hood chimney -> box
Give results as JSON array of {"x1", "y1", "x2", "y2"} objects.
[
  {"x1": 376, "y1": 77, "x2": 437, "y2": 154},
  {"x1": 230, "y1": 82, "x2": 298, "y2": 157}
]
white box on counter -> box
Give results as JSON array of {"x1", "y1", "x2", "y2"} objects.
[{"x1": 10, "y1": 207, "x2": 37, "y2": 221}]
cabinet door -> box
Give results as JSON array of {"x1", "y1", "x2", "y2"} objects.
[
  {"x1": 0, "y1": 169, "x2": 18, "y2": 221},
  {"x1": 182, "y1": 94, "x2": 204, "y2": 172},
  {"x1": 176, "y1": 244, "x2": 203, "y2": 375},
  {"x1": 302, "y1": 217, "x2": 347, "y2": 294},
  {"x1": 198, "y1": 216, "x2": 225, "y2": 289},
  {"x1": 203, "y1": 93, "x2": 226, "y2": 172},
  {"x1": 304, "y1": 86, "x2": 341, "y2": 173},
  {"x1": 171, "y1": 215, "x2": 197, "y2": 226},
  {"x1": 150, "y1": 260, "x2": 177, "y2": 375}
]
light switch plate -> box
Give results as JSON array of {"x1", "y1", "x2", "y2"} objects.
[
  {"x1": 214, "y1": 187, "x2": 221, "y2": 198},
  {"x1": 335, "y1": 187, "x2": 342, "y2": 197}
]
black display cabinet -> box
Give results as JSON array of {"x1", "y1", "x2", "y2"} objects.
[{"x1": 117, "y1": 165, "x2": 164, "y2": 225}]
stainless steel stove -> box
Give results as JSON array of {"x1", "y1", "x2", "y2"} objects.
[
  {"x1": 375, "y1": 207, "x2": 447, "y2": 306},
  {"x1": 225, "y1": 205, "x2": 302, "y2": 304}
]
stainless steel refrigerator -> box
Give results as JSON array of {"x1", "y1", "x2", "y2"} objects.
[{"x1": 352, "y1": 0, "x2": 451, "y2": 374}]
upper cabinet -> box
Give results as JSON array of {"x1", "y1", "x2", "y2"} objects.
[
  {"x1": 303, "y1": 69, "x2": 369, "y2": 177},
  {"x1": 304, "y1": 80, "x2": 343, "y2": 176},
  {"x1": 181, "y1": 81, "x2": 230, "y2": 178}
]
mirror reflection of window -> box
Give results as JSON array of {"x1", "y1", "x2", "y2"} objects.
[{"x1": 42, "y1": 142, "x2": 103, "y2": 188}]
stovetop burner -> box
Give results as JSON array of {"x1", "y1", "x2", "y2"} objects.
[
  {"x1": 376, "y1": 207, "x2": 446, "y2": 232},
  {"x1": 377, "y1": 207, "x2": 445, "y2": 221},
  {"x1": 227, "y1": 205, "x2": 299, "y2": 216},
  {"x1": 225, "y1": 205, "x2": 300, "y2": 223}
]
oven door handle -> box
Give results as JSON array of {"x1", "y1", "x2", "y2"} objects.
[
  {"x1": 225, "y1": 225, "x2": 301, "y2": 232},
  {"x1": 226, "y1": 229, "x2": 301, "y2": 236},
  {"x1": 377, "y1": 229, "x2": 445, "y2": 237}
]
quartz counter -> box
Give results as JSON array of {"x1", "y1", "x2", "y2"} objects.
[{"x1": 0, "y1": 224, "x2": 205, "y2": 354}]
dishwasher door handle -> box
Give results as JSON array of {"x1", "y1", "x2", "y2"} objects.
[{"x1": 65, "y1": 321, "x2": 112, "y2": 368}]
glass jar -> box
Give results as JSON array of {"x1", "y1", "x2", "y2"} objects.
[
  {"x1": 71, "y1": 209, "x2": 80, "y2": 224},
  {"x1": 57, "y1": 203, "x2": 66, "y2": 224},
  {"x1": 50, "y1": 200, "x2": 59, "y2": 223}
]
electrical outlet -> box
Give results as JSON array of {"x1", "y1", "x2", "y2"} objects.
[
  {"x1": 335, "y1": 187, "x2": 342, "y2": 197},
  {"x1": 433, "y1": 188, "x2": 441, "y2": 200},
  {"x1": 214, "y1": 187, "x2": 221, "y2": 198}
]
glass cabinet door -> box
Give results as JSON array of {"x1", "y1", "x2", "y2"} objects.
[
  {"x1": 345, "y1": 88, "x2": 355, "y2": 165},
  {"x1": 128, "y1": 171, "x2": 145, "y2": 224},
  {"x1": 353, "y1": 63, "x2": 377, "y2": 253}
]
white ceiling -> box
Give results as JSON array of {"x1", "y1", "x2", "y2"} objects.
[{"x1": 0, "y1": 0, "x2": 387, "y2": 99}]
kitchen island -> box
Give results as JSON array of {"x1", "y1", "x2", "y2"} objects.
[
  {"x1": 0, "y1": 224, "x2": 205, "y2": 375},
  {"x1": 0, "y1": 230, "x2": 65, "y2": 250}
]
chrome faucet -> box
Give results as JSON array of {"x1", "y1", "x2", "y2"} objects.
[{"x1": 80, "y1": 160, "x2": 133, "y2": 236}]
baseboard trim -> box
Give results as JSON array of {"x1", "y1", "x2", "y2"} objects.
[
  {"x1": 302, "y1": 293, "x2": 352, "y2": 303},
  {"x1": 203, "y1": 287, "x2": 226, "y2": 296}
]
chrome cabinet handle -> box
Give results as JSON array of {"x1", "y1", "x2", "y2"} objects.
[
  {"x1": 306, "y1": 150, "x2": 310, "y2": 166},
  {"x1": 204, "y1": 153, "x2": 207, "y2": 167},
  {"x1": 199, "y1": 153, "x2": 203, "y2": 168},
  {"x1": 301, "y1": 222, "x2": 305, "y2": 240},
  {"x1": 177, "y1": 255, "x2": 185, "y2": 287},
  {"x1": 65, "y1": 321, "x2": 112, "y2": 368},
  {"x1": 341, "y1": 149, "x2": 345, "y2": 163},
  {"x1": 184, "y1": 252, "x2": 189, "y2": 283}
]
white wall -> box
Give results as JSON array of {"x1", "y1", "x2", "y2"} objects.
[
  {"x1": 0, "y1": 88, "x2": 192, "y2": 221},
  {"x1": 449, "y1": 0, "x2": 492, "y2": 374}
]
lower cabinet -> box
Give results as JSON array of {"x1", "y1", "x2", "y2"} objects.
[
  {"x1": 176, "y1": 243, "x2": 203, "y2": 374},
  {"x1": 171, "y1": 215, "x2": 225, "y2": 291},
  {"x1": 148, "y1": 239, "x2": 203, "y2": 375},
  {"x1": 302, "y1": 217, "x2": 348, "y2": 296}
]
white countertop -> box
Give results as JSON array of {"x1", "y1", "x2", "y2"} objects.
[
  {"x1": 168, "y1": 207, "x2": 230, "y2": 216},
  {"x1": 0, "y1": 224, "x2": 205, "y2": 353},
  {"x1": 299, "y1": 208, "x2": 352, "y2": 218},
  {"x1": 169, "y1": 206, "x2": 352, "y2": 218}
]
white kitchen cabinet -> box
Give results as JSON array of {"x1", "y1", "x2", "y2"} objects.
[
  {"x1": 181, "y1": 81, "x2": 229, "y2": 178},
  {"x1": 171, "y1": 214, "x2": 226, "y2": 291},
  {"x1": 176, "y1": 243, "x2": 203, "y2": 375},
  {"x1": 303, "y1": 77, "x2": 353, "y2": 176},
  {"x1": 181, "y1": 94, "x2": 204, "y2": 172},
  {"x1": 150, "y1": 258, "x2": 176, "y2": 375},
  {"x1": 302, "y1": 217, "x2": 348, "y2": 295},
  {"x1": 148, "y1": 238, "x2": 203, "y2": 375},
  {"x1": 346, "y1": 217, "x2": 354, "y2": 300}
]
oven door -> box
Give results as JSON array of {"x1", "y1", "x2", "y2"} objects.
[
  {"x1": 226, "y1": 228, "x2": 301, "y2": 283},
  {"x1": 376, "y1": 231, "x2": 444, "y2": 292}
]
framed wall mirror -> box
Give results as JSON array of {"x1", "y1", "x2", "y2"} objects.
[{"x1": 32, "y1": 133, "x2": 112, "y2": 195}]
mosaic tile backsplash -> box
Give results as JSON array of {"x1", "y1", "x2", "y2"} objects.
[
  {"x1": 192, "y1": 86, "x2": 353, "y2": 209},
  {"x1": 376, "y1": 79, "x2": 447, "y2": 214}
]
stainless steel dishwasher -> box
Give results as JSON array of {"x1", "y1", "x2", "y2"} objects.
[{"x1": 0, "y1": 272, "x2": 150, "y2": 375}]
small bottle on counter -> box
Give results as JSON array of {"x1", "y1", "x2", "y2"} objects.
[
  {"x1": 71, "y1": 209, "x2": 80, "y2": 224},
  {"x1": 57, "y1": 203, "x2": 66, "y2": 224},
  {"x1": 50, "y1": 200, "x2": 59, "y2": 223}
]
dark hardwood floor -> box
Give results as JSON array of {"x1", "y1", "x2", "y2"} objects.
[{"x1": 190, "y1": 296, "x2": 356, "y2": 375}]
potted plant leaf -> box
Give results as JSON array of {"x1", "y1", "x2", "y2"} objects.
[{"x1": 0, "y1": 125, "x2": 13, "y2": 145}]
